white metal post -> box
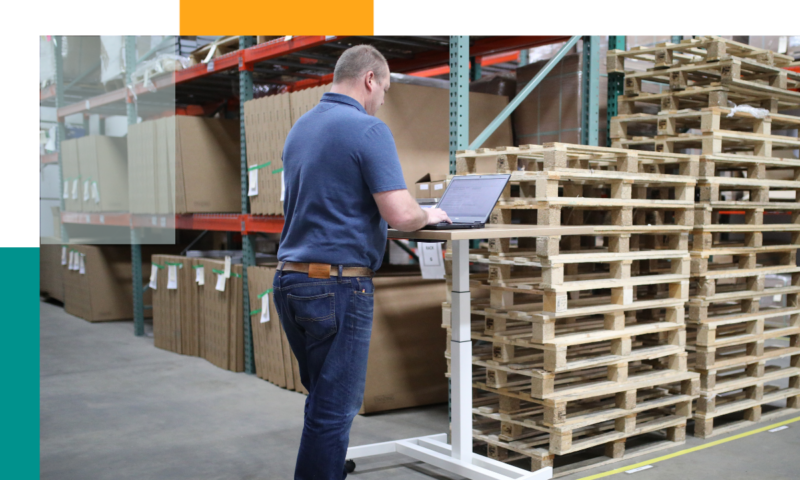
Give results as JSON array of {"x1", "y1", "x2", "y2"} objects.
[{"x1": 451, "y1": 239, "x2": 472, "y2": 461}]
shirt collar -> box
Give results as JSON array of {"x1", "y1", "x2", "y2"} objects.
[{"x1": 320, "y1": 92, "x2": 367, "y2": 114}]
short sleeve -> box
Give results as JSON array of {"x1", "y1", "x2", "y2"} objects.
[{"x1": 358, "y1": 122, "x2": 407, "y2": 194}]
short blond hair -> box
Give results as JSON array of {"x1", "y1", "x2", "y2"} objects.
[{"x1": 333, "y1": 45, "x2": 389, "y2": 84}]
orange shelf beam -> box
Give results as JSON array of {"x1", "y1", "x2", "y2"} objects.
[{"x1": 62, "y1": 212, "x2": 284, "y2": 234}]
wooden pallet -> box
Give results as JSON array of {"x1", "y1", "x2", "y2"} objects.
[
  {"x1": 611, "y1": 107, "x2": 800, "y2": 142},
  {"x1": 621, "y1": 57, "x2": 800, "y2": 101},
  {"x1": 617, "y1": 85, "x2": 800, "y2": 115},
  {"x1": 472, "y1": 383, "x2": 695, "y2": 477},
  {"x1": 614, "y1": 129, "x2": 800, "y2": 157},
  {"x1": 607, "y1": 37, "x2": 797, "y2": 73},
  {"x1": 693, "y1": 366, "x2": 800, "y2": 438}
]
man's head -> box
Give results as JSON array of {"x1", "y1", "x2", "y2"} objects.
[{"x1": 331, "y1": 45, "x2": 390, "y2": 116}]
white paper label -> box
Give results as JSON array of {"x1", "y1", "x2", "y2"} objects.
[
  {"x1": 167, "y1": 265, "x2": 178, "y2": 290},
  {"x1": 280, "y1": 171, "x2": 285, "y2": 202},
  {"x1": 92, "y1": 182, "x2": 100, "y2": 204},
  {"x1": 83, "y1": 180, "x2": 90, "y2": 201},
  {"x1": 215, "y1": 273, "x2": 226, "y2": 292},
  {"x1": 160, "y1": 217, "x2": 166, "y2": 228},
  {"x1": 63, "y1": 181, "x2": 69, "y2": 199},
  {"x1": 195, "y1": 267, "x2": 205, "y2": 285},
  {"x1": 149, "y1": 265, "x2": 158, "y2": 290},
  {"x1": 79, "y1": 254, "x2": 86, "y2": 274},
  {"x1": 68, "y1": 251, "x2": 75, "y2": 270},
  {"x1": 224, "y1": 256, "x2": 231, "y2": 278},
  {"x1": 61, "y1": 247, "x2": 67, "y2": 266},
  {"x1": 248, "y1": 169, "x2": 259, "y2": 196},
  {"x1": 419, "y1": 242, "x2": 445, "y2": 280},
  {"x1": 555, "y1": 294, "x2": 568, "y2": 313},
  {"x1": 774, "y1": 294, "x2": 782, "y2": 302},
  {"x1": 260, "y1": 295, "x2": 270, "y2": 323},
  {"x1": 434, "y1": 183, "x2": 444, "y2": 190},
  {"x1": 71, "y1": 179, "x2": 78, "y2": 199},
  {"x1": 419, "y1": 184, "x2": 429, "y2": 190},
  {"x1": 623, "y1": 288, "x2": 634, "y2": 304}
]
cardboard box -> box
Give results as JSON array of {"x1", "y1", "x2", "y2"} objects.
[
  {"x1": 197, "y1": 258, "x2": 244, "y2": 372},
  {"x1": 414, "y1": 173, "x2": 448, "y2": 199},
  {"x1": 513, "y1": 53, "x2": 609, "y2": 147},
  {"x1": 39, "y1": 245, "x2": 65, "y2": 302},
  {"x1": 246, "y1": 266, "x2": 448, "y2": 412},
  {"x1": 359, "y1": 275, "x2": 449, "y2": 414},
  {"x1": 61, "y1": 139, "x2": 82, "y2": 212},
  {"x1": 151, "y1": 254, "x2": 200, "y2": 356},
  {"x1": 63, "y1": 245, "x2": 153, "y2": 322},
  {"x1": 243, "y1": 82, "x2": 512, "y2": 214},
  {"x1": 128, "y1": 116, "x2": 240, "y2": 214},
  {"x1": 77, "y1": 136, "x2": 129, "y2": 212}
]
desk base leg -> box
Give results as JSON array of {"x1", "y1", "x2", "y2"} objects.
[{"x1": 346, "y1": 434, "x2": 552, "y2": 480}]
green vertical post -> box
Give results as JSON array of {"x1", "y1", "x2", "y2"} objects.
[
  {"x1": 126, "y1": 36, "x2": 145, "y2": 337},
  {"x1": 519, "y1": 48, "x2": 529, "y2": 67},
  {"x1": 469, "y1": 56, "x2": 481, "y2": 82},
  {"x1": 449, "y1": 36, "x2": 469, "y2": 175},
  {"x1": 53, "y1": 36, "x2": 68, "y2": 243},
  {"x1": 239, "y1": 36, "x2": 257, "y2": 375},
  {"x1": 581, "y1": 36, "x2": 600, "y2": 146},
  {"x1": 607, "y1": 36, "x2": 626, "y2": 147}
]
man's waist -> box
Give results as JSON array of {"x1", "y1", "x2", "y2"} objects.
[{"x1": 278, "y1": 261, "x2": 374, "y2": 278}]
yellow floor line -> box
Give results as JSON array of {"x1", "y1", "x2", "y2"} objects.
[{"x1": 577, "y1": 415, "x2": 800, "y2": 480}]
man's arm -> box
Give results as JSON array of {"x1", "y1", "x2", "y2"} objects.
[{"x1": 374, "y1": 189, "x2": 451, "y2": 232}]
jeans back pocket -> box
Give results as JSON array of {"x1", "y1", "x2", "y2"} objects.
[{"x1": 287, "y1": 292, "x2": 337, "y2": 341}]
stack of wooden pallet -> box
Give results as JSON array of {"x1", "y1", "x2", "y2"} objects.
[
  {"x1": 447, "y1": 143, "x2": 700, "y2": 476},
  {"x1": 609, "y1": 36, "x2": 800, "y2": 439}
]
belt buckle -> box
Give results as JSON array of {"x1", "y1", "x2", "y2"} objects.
[{"x1": 308, "y1": 263, "x2": 331, "y2": 279}]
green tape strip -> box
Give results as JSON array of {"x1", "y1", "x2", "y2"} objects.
[
  {"x1": 165, "y1": 262, "x2": 183, "y2": 268},
  {"x1": 249, "y1": 309, "x2": 261, "y2": 316},
  {"x1": 192, "y1": 264, "x2": 204, "y2": 269},
  {"x1": 211, "y1": 268, "x2": 225, "y2": 275},
  {"x1": 258, "y1": 288, "x2": 273, "y2": 299},
  {"x1": 153, "y1": 263, "x2": 165, "y2": 270},
  {"x1": 248, "y1": 161, "x2": 272, "y2": 171},
  {"x1": 271, "y1": 167, "x2": 284, "y2": 174},
  {"x1": 231, "y1": 272, "x2": 242, "y2": 278}
]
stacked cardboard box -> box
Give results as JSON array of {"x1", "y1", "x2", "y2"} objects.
[
  {"x1": 127, "y1": 116, "x2": 241, "y2": 214},
  {"x1": 608, "y1": 36, "x2": 800, "y2": 438},
  {"x1": 247, "y1": 265, "x2": 449, "y2": 413},
  {"x1": 63, "y1": 245, "x2": 153, "y2": 322},
  {"x1": 243, "y1": 82, "x2": 514, "y2": 214},
  {"x1": 60, "y1": 136, "x2": 129, "y2": 212},
  {"x1": 151, "y1": 254, "x2": 201, "y2": 356},
  {"x1": 39, "y1": 244, "x2": 65, "y2": 302}
]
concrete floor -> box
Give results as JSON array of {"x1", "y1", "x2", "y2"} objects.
[{"x1": 41, "y1": 300, "x2": 800, "y2": 480}]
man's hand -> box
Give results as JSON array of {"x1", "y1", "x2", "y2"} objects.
[
  {"x1": 374, "y1": 189, "x2": 451, "y2": 231},
  {"x1": 425, "y1": 208, "x2": 452, "y2": 226}
]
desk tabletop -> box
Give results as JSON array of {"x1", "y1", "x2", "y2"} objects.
[{"x1": 388, "y1": 224, "x2": 595, "y2": 241}]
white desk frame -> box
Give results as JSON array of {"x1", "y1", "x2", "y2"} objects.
[{"x1": 346, "y1": 225, "x2": 593, "y2": 480}]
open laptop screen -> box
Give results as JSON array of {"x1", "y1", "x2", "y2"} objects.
[{"x1": 437, "y1": 175, "x2": 510, "y2": 223}]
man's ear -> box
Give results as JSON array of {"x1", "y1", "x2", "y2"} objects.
[{"x1": 365, "y1": 71, "x2": 374, "y2": 92}]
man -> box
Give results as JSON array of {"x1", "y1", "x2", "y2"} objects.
[{"x1": 272, "y1": 44, "x2": 451, "y2": 479}]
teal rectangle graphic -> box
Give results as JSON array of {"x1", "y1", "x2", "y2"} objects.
[{"x1": 0, "y1": 247, "x2": 39, "y2": 478}]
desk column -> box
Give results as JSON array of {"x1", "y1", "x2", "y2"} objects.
[{"x1": 450, "y1": 239, "x2": 472, "y2": 461}]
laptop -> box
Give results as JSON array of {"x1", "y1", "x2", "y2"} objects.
[{"x1": 422, "y1": 174, "x2": 511, "y2": 230}]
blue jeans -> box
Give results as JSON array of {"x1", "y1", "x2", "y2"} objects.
[{"x1": 273, "y1": 270, "x2": 374, "y2": 480}]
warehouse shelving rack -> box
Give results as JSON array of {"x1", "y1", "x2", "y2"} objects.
[{"x1": 46, "y1": 34, "x2": 606, "y2": 480}]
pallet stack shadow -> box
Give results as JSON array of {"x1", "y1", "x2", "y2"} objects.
[
  {"x1": 608, "y1": 36, "x2": 800, "y2": 438},
  {"x1": 448, "y1": 143, "x2": 700, "y2": 477}
]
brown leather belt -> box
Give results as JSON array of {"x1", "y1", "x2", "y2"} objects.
[{"x1": 278, "y1": 261, "x2": 374, "y2": 279}]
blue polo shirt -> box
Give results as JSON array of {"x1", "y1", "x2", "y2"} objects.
[{"x1": 278, "y1": 92, "x2": 407, "y2": 272}]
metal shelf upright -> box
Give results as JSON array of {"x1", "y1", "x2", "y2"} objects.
[{"x1": 607, "y1": 36, "x2": 626, "y2": 146}]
